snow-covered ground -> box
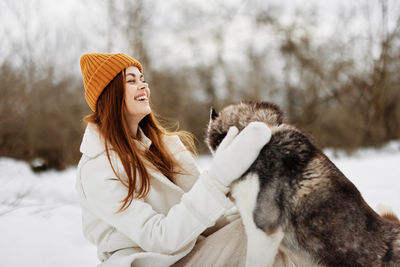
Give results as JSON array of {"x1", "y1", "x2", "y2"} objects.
[{"x1": 1, "y1": 142, "x2": 399, "y2": 267}]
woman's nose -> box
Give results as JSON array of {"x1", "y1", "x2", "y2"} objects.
[{"x1": 139, "y1": 81, "x2": 148, "y2": 90}]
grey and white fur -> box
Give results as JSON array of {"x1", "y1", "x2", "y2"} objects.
[{"x1": 206, "y1": 101, "x2": 400, "y2": 267}]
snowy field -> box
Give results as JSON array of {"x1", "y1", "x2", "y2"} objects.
[{"x1": 1, "y1": 142, "x2": 400, "y2": 267}]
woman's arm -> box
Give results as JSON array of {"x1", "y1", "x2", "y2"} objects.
[
  {"x1": 164, "y1": 134, "x2": 240, "y2": 236},
  {"x1": 78, "y1": 155, "x2": 232, "y2": 255}
]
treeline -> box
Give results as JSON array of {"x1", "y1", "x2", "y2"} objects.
[
  {"x1": 0, "y1": 0, "x2": 399, "y2": 170},
  {"x1": 0, "y1": 63, "x2": 88, "y2": 169}
]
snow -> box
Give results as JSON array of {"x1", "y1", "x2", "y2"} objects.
[
  {"x1": 0, "y1": 160, "x2": 97, "y2": 267},
  {"x1": 1, "y1": 142, "x2": 400, "y2": 267}
]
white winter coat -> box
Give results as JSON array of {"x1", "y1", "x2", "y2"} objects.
[{"x1": 76, "y1": 123, "x2": 235, "y2": 267}]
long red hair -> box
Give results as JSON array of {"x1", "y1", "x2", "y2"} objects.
[{"x1": 84, "y1": 70, "x2": 196, "y2": 212}]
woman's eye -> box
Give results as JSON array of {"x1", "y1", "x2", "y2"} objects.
[{"x1": 127, "y1": 80, "x2": 135, "y2": 83}]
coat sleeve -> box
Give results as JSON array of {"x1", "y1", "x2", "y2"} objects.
[
  {"x1": 78, "y1": 154, "x2": 234, "y2": 255},
  {"x1": 163, "y1": 135, "x2": 240, "y2": 236}
]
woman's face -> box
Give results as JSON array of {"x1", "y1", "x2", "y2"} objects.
[{"x1": 124, "y1": 66, "x2": 151, "y2": 124}]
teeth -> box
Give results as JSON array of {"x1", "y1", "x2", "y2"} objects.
[{"x1": 135, "y1": 95, "x2": 147, "y2": 101}]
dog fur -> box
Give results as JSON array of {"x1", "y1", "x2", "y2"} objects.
[{"x1": 206, "y1": 101, "x2": 400, "y2": 267}]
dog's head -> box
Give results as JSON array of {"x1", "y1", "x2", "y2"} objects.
[{"x1": 206, "y1": 101, "x2": 286, "y2": 152}]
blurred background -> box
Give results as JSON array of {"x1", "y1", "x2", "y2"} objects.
[{"x1": 0, "y1": 0, "x2": 399, "y2": 170}]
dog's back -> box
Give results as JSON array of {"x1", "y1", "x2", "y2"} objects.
[
  {"x1": 251, "y1": 124, "x2": 400, "y2": 266},
  {"x1": 207, "y1": 101, "x2": 400, "y2": 267}
]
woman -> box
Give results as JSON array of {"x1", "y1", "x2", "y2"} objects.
[{"x1": 76, "y1": 52, "x2": 271, "y2": 266}]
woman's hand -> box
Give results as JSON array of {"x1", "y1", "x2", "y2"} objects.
[{"x1": 208, "y1": 122, "x2": 272, "y2": 187}]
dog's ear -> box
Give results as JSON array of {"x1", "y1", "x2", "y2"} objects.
[{"x1": 210, "y1": 107, "x2": 218, "y2": 121}]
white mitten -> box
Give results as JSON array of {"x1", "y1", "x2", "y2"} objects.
[{"x1": 208, "y1": 121, "x2": 272, "y2": 187}]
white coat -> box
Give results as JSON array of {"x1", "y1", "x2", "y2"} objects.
[{"x1": 75, "y1": 123, "x2": 235, "y2": 267}]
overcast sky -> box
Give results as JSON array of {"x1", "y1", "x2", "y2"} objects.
[{"x1": 1, "y1": 0, "x2": 399, "y2": 77}]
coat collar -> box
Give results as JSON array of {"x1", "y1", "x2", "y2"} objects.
[
  {"x1": 137, "y1": 128, "x2": 152, "y2": 150},
  {"x1": 80, "y1": 123, "x2": 152, "y2": 158}
]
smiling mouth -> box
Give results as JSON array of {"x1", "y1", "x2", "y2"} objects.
[{"x1": 134, "y1": 94, "x2": 148, "y2": 101}]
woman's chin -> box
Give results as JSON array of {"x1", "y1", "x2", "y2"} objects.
[{"x1": 140, "y1": 108, "x2": 152, "y2": 118}]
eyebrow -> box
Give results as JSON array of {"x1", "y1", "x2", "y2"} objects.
[{"x1": 126, "y1": 73, "x2": 143, "y2": 78}]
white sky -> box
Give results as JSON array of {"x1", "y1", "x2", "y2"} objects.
[{"x1": 0, "y1": 0, "x2": 399, "y2": 77}]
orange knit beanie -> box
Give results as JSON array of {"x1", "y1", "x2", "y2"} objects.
[{"x1": 80, "y1": 53, "x2": 143, "y2": 111}]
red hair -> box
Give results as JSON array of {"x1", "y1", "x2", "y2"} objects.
[{"x1": 84, "y1": 70, "x2": 196, "y2": 212}]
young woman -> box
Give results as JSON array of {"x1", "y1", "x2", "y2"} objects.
[{"x1": 76, "y1": 52, "x2": 271, "y2": 267}]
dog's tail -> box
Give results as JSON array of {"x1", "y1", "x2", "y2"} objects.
[{"x1": 376, "y1": 204, "x2": 400, "y2": 223}]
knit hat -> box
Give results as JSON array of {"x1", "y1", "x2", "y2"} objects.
[{"x1": 80, "y1": 53, "x2": 143, "y2": 111}]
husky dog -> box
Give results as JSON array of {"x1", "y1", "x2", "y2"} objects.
[{"x1": 207, "y1": 101, "x2": 400, "y2": 267}]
